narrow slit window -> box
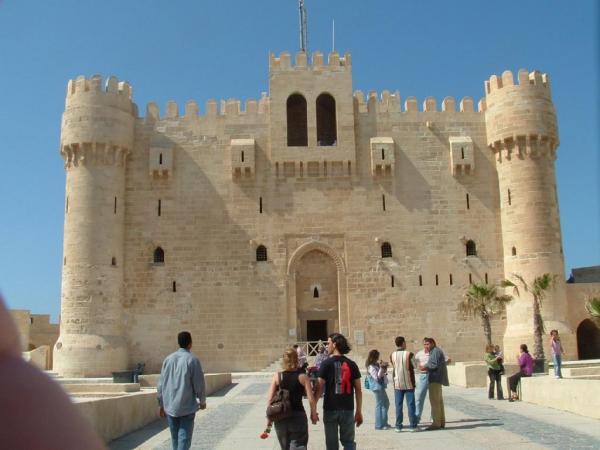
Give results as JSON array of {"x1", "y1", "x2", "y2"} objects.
[
  {"x1": 419, "y1": 275, "x2": 423, "y2": 286},
  {"x1": 313, "y1": 287, "x2": 319, "y2": 298},
  {"x1": 382, "y1": 194, "x2": 386, "y2": 211},
  {"x1": 111, "y1": 257, "x2": 117, "y2": 266},
  {"x1": 449, "y1": 274, "x2": 453, "y2": 285},
  {"x1": 259, "y1": 197, "x2": 263, "y2": 214},
  {"x1": 63, "y1": 257, "x2": 66, "y2": 266},
  {"x1": 391, "y1": 276, "x2": 395, "y2": 287},
  {"x1": 159, "y1": 153, "x2": 163, "y2": 165},
  {"x1": 172, "y1": 281, "x2": 177, "y2": 292},
  {"x1": 158, "y1": 199, "x2": 162, "y2": 217},
  {"x1": 241, "y1": 151, "x2": 245, "y2": 162},
  {"x1": 508, "y1": 189, "x2": 512, "y2": 205},
  {"x1": 256, "y1": 245, "x2": 267, "y2": 262},
  {"x1": 435, "y1": 274, "x2": 439, "y2": 286},
  {"x1": 466, "y1": 193, "x2": 470, "y2": 210},
  {"x1": 66, "y1": 196, "x2": 69, "y2": 213},
  {"x1": 381, "y1": 148, "x2": 385, "y2": 160},
  {"x1": 485, "y1": 273, "x2": 489, "y2": 284},
  {"x1": 469, "y1": 273, "x2": 473, "y2": 284},
  {"x1": 381, "y1": 242, "x2": 392, "y2": 258},
  {"x1": 461, "y1": 147, "x2": 465, "y2": 159},
  {"x1": 114, "y1": 196, "x2": 117, "y2": 214},
  {"x1": 512, "y1": 246, "x2": 517, "y2": 256}
]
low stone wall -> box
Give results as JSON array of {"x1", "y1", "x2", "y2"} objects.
[
  {"x1": 73, "y1": 373, "x2": 232, "y2": 443},
  {"x1": 139, "y1": 372, "x2": 232, "y2": 394},
  {"x1": 23, "y1": 345, "x2": 50, "y2": 370},
  {"x1": 75, "y1": 390, "x2": 158, "y2": 443},
  {"x1": 448, "y1": 361, "x2": 520, "y2": 388},
  {"x1": 521, "y1": 376, "x2": 600, "y2": 419}
]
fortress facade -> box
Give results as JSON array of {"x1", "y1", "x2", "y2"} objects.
[{"x1": 54, "y1": 50, "x2": 576, "y2": 377}]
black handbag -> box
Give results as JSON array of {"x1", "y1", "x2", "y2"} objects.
[{"x1": 266, "y1": 372, "x2": 293, "y2": 422}]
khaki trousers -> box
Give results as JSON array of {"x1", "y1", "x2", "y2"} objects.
[{"x1": 428, "y1": 382, "x2": 445, "y2": 427}]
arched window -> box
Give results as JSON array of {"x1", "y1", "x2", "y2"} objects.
[
  {"x1": 111, "y1": 257, "x2": 117, "y2": 266},
  {"x1": 287, "y1": 94, "x2": 308, "y2": 146},
  {"x1": 466, "y1": 240, "x2": 477, "y2": 257},
  {"x1": 153, "y1": 247, "x2": 165, "y2": 264},
  {"x1": 381, "y1": 242, "x2": 392, "y2": 258},
  {"x1": 313, "y1": 287, "x2": 319, "y2": 298},
  {"x1": 256, "y1": 245, "x2": 267, "y2": 262},
  {"x1": 316, "y1": 93, "x2": 337, "y2": 146},
  {"x1": 512, "y1": 246, "x2": 517, "y2": 256}
]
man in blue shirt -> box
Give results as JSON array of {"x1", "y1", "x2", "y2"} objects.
[{"x1": 158, "y1": 331, "x2": 206, "y2": 450}]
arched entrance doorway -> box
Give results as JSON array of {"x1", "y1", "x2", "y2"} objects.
[
  {"x1": 577, "y1": 319, "x2": 600, "y2": 360},
  {"x1": 295, "y1": 249, "x2": 338, "y2": 342},
  {"x1": 287, "y1": 241, "x2": 348, "y2": 342}
]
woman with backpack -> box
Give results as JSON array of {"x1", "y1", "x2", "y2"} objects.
[
  {"x1": 266, "y1": 348, "x2": 319, "y2": 449},
  {"x1": 365, "y1": 349, "x2": 391, "y2": 430}
]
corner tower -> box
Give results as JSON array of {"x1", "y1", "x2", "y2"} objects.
[
  {"x1": 484, "y1": 70, "x2": 574, "y2": 354},
  {"x1": 54, "y1": 75, "x2": 136, "y2": 376}
]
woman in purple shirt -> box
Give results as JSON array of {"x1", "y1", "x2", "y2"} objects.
[{"x1": 507, "y1": 344, "x2": 534, "y2": 402}]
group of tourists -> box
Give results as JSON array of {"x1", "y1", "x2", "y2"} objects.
[
  {"x1": 365, "y1": 336, "x2": 449, "y2": 433},
  {"x1": 155, "y1": 329, "x2": 566, "y2": 450},
  {"x1": 485, "y1": 329, "x2": 565, "y2": 403}
]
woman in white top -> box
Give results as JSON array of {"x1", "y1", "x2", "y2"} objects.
[{"x1": 365, "y1": 349, "x2": 390, "y2": 430}]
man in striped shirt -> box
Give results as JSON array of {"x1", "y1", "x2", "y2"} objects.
[{"x1": 390, "y1": 336, "x2": 417, "y2": 432}]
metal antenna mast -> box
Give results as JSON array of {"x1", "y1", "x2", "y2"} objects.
[{"x1": 298, "y1": 0, "x2": 308, "y2": 52}]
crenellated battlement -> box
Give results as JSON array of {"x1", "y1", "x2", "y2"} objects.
[
  {"x1": 485, "y1": 69, "x2": 550, "y2": 96},
  {"x1": 353, "y1": 91, "x2": 480, "y2": 114},
  {"x1": 65, "y1": 74, "x2": 136, "y2": 115},
  {"x1": 269, "y1": 51, "x2": 351, "y2": 72},
  {"x1": 144, "y1": 93, "x2": 270, "y2": 121}
]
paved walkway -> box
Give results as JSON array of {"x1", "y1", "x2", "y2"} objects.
[{"x1": 110, "y1": 374, "x2": 600, "y2": 450}]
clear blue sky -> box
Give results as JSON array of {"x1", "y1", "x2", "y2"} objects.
[{"x1": 0, "y1": 1, "x2": 598, "y2": 322}]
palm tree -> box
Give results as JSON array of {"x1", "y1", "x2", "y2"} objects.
[
  {"x1": 501, "y1": 273, "x2": 557, "y2": 362},
  {"x1": 585, "y1": 296, "x2": 600, "y2": 323},
  {"x1": 459, "y1": 283, "x2": 513, "y2": 346}
]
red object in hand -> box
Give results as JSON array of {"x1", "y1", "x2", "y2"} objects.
[{"x1": 260, "y1": 432, "x2": 269, "y2": 439}]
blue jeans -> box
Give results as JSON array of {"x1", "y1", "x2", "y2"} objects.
[
  {"x1": 414, "y1": 373, "x2": 428, "y2": 423},
  {"x1": 372, "y1": 388, "x2": 390, "y2": 429},
  {"x1": 553, "y1": 353, "x2": 562, "y2": 378},
  {"x1": 323, "y1": 410, "x2": 356, "y2": 450},
  {"x1": 167, "y1": 413, "x2": 195, "y2": 450},
  {"x1": 394, "y1": 389, "x2": 417, "y2": 429}
]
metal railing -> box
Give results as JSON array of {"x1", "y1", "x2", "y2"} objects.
[{"x1": 296, "y1": 340, "x2": 325, "y2": 357}]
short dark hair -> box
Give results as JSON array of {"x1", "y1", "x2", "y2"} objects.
[
  {"x1": 424, "y1": 337, "x2": 435, "y2": 346},
  {"x1": 329, "y1": 333, "x2": 351, "y2": 354},
  {"x1": 395, "y1": 336, "x2": 405, "y2": 347},
  {"x1": 178, "y1": 331, "x2": 192, "y2": 348}
]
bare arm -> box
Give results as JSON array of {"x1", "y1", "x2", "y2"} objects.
[
  {"x1": 353, "y1": 378, "x2": 363, "y2": 427},
  {"x1": 315, "y1": 377, "x2": 325, "y2": 402},
  {"x1": 299, "y1": 373, "x2": 319, "y2": 423},
  {"x1": 266, "y1": 372, "x2": 279, "y2": 405}
]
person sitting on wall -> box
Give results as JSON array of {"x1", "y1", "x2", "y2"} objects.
[{"x1": 507, "y1": 344, "x2": 534, "y2": 402}]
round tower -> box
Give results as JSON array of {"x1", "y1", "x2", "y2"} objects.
[
  {"x1": 484, "y1": 69, "x2": 574, "y2": 357},
  {"x1": 53, "y1": 75, "x2": 136, "y2": 377}
]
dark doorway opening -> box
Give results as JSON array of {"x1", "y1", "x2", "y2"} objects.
[
  {"x1": 577, "y1": 319, "x2": 600, "y2": 360},
  {"x1": 307, "y1": 320, "x2": 328, "y2": 343}
]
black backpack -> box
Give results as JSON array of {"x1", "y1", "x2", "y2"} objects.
[{"x1": 266, "y1": 372, "x2": 293, "y2": 422}]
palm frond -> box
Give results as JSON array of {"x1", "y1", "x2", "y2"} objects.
[{"x1": 585, "y1": 297, "x2": 600, "y2": 318}]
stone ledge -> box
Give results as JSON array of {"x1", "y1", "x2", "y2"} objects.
[{"x1": 521, "y1": 376, "x2": 600, "y2": 419}]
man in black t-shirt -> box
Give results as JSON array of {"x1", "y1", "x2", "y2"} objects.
[{"x1": 316, "y1": 333, "x2": 362, "y2": 450}]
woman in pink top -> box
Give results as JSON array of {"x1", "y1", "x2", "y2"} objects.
[
  {"x1": 550, "y1": 330, "x2": 565, "y2": 378},
  {"x1": 507, "y1": 344, "x2": 534, "y2": 401}
]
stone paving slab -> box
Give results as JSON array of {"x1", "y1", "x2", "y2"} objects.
[{"x1": 110, "y1": 375, "x2": 600, "y2": 450}]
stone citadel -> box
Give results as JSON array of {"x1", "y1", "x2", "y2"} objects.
[{"x1": 53, "y1": 48, "x2": 588, "y2": 377}]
